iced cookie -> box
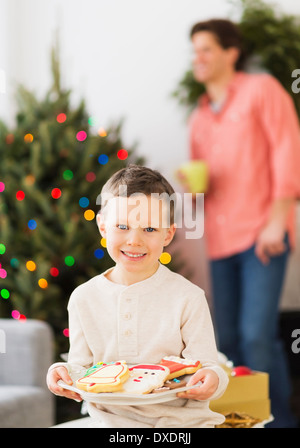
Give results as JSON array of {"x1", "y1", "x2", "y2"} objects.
[
  {"x1": 120, "y1": 364, "x2": 170, "y2": 394},
  {"x1": 76, "y1": 361, "x2": 129, "y2": 393},
  {"x1": 159, "y1": 356, "x2": 201, "y2": 379}
]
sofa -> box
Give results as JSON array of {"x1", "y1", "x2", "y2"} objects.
[{"x1": 0, "y1": 318, "x2": 55, "y2": 428}]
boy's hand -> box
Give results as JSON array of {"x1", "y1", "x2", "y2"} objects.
[
  {"x1": 46, "y1": 366, "x2": 82, "y2": 402},
  {"x1": 176, "y1": 368, "x2": 219, "y2": 401}
]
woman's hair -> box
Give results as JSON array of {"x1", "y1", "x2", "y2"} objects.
[
  {"x1": 190, "y1": 19, "x2": 247, "y2": 70},
  {"x1": 98, "y1": 164, "x2": 176, "y2": 224}
]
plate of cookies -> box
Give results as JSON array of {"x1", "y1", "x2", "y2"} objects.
[{"x1": 58, "y1": 356, "x2": 202, "y2": 405}]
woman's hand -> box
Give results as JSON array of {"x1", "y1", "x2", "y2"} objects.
[{"x1": 176, "y1": 368, "x2": 219, "y2": 401}]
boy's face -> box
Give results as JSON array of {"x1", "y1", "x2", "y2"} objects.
[{"x1": 97, "y1": 195, "x2": 176, "y2": 284}]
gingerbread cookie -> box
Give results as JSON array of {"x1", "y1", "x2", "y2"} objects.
[
  {"x1": 165, "y1": 379, "x2": 187, "y2": 389},
  {"x1": 76, "y1": 361, "x2": 129, "y2": 393},
  {"x1": 159, "y1": 356, "x2": 201, "y2": 379},
  {"x1": 120, "y1": 364, "x2": 170, "y2": 394},
  {"x1": 151, "y1": 378, "x2": 187, "y2": 393}
]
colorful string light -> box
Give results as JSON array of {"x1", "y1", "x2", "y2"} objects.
[
  {"x1": 12, "y1": 310, "x2": 26, "y2": 321},
  {"x1": 65, "y1": 256, "x2": 75, "y2": 267},
  {"x1": 0, "y1": 288, "x2": 10, "y2": 299},
  {"x1": 94, "y1": 249, "x2": 104, "y2": 259},
  {"x1": 98, "y1": 127, "x2": 107, "y2": 137},
  {"x1": 86, "y1": 172, "x2": 96, "y2": 182},
  {"x1": 88, "y1": 117, "x2": 97, "y2": 126},
  {"x1": 16, "y1": 191, "x2": 25, "y2": 201},
  {"x1": 98, "y1": 154, "x2": 108, "y2": 165},
  {"x1": 5, "y1": 134, "x2": 14, "y2": 144},
  {"x1": 57, "y1": 113, "x2": 67, "y2": 123},
  {"x1": 159, "y1": 252, "x2": 172, "y2": 264},
  {"x1": 10, "y1": 258, "x2": 19, "y2": 268},
  {"x1": 24, "y1": 133, "x2": 34, "y2": 143},
  {"x1": 11, "y1": 310, "x2": 20, "y2": 319},
  {"x1": 0, "y1": 265, "x2": 7, "y2": 279},
  {"x1": 26, "y1": 260, "x2": 37, "y2": 271},
  {"x1": 51, "y1": 188, "x2": 62, "y2": 199},
  {"x1": 117, "y1": 149, "x2": 128, "y2": 160},
  {"x1": 63, "y1": 170, "x2": 73, "y2": 180},
  {"x1": 38, "y1": 278, "x2": 48, "y2": 289},
  {"x1": 24, "y1": 175, "x2": 35, "y2": 186},
  {"x1": 49, "y1": 267, "x2": 59, "y2": 277},
  {"x1": 0, "y1": 182, "x2": 5, "y2": 193},
  {"x1": 28, "y1": 219, "x2": 37, "y2": 230},
  {"x1": 76, "y1": 131, "x2": 87, "y2": 142},
  {"x1": 79, "y1": 197, "x2": 89, "y2": 208},
  {"x1": 84, "y1": 209, "x2": 95, "y2": 221}
]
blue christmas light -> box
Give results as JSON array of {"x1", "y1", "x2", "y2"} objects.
[
  {"x1": 98, "y1": 154, "x2": 109, "y2": 165},
  {"x1": 79, "y1": 197, "x2": 89, "y2": 208},
  {"x1": 28, "y1": 219, "x2": 37, "y2": 230},
  {"x1": 94, "y1": 249, "x2": 104, "y2": 259}
]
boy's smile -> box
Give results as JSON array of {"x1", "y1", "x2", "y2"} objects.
[{"x1": 97, "y1": 195, "x2": 176, "y2": 285}]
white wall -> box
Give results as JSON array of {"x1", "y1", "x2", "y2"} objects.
[{"x1": 1, "y1": 0, "x2": 300, "y2": 307}]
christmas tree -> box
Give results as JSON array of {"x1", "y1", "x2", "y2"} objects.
[{"x1": 0, "y1": 48, "x2": 143, "y2": 356}]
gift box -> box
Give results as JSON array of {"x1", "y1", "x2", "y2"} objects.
[{"x1": 210, "y1": 370, "x2": 270, "y2": 421}]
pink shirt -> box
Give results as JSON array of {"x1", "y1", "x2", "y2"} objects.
[{"x1": 189, "y1": 72, "x2": 300, "y2": 259}]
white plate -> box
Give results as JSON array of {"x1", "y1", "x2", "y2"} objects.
[{"x1": 58, "y1": 371, "x2": 199, "y2": 406}]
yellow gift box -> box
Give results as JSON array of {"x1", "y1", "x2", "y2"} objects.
[{"x1": 210, "y1": 371, "x2": 270, "y2": 421}]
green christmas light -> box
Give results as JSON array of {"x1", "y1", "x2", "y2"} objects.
[
  {"x1": 1, "y1": 289, "x2": 10, "y2": 299},
  {"x1": 64, "y1": 256, "x2": 75, "y2": 267},
  {"x1": 63, "y1": 170, "x2": 73, "y2": 180},
  {"x1": 0, "y1": 244, "x2": 6, "y2": 255},
  {"x1": 88, "y1": 116, "x2": 97, "y2": 126}
]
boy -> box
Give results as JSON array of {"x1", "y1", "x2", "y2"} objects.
[{"x1": 47, "y1": 165, "x2": 228, "y2": 428}]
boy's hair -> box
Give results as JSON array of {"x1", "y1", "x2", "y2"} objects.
[
  {"x1": 190, "y1": 19, "x2": 247, "y2": 71},
  {"x1": 99, "y1": 164, "x2": 176, "y2": 225}
]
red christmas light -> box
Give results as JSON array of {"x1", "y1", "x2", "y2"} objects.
[
  {"x1": 16, "y1": 190, "x2": 25, "y2": 201},
  {"x1": 86, "y1": 172, "x2": 96, "y2": 182},
  {"x1": 50, "y1": 267, "x2": 59, "y2": 277},
  {"x1": 57, "y1": 113, "x2": 67, "y2": 123},
  {"x1": 51, "y1": 188, "x2": 62, "y2": 199},
  {"x1": 117, "y1": 149, "x2": 128, "y2": 160}
]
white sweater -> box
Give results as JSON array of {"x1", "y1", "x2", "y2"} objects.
[{"x1": 52, "y1": 263, "x2": 228, "y2": 427}]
